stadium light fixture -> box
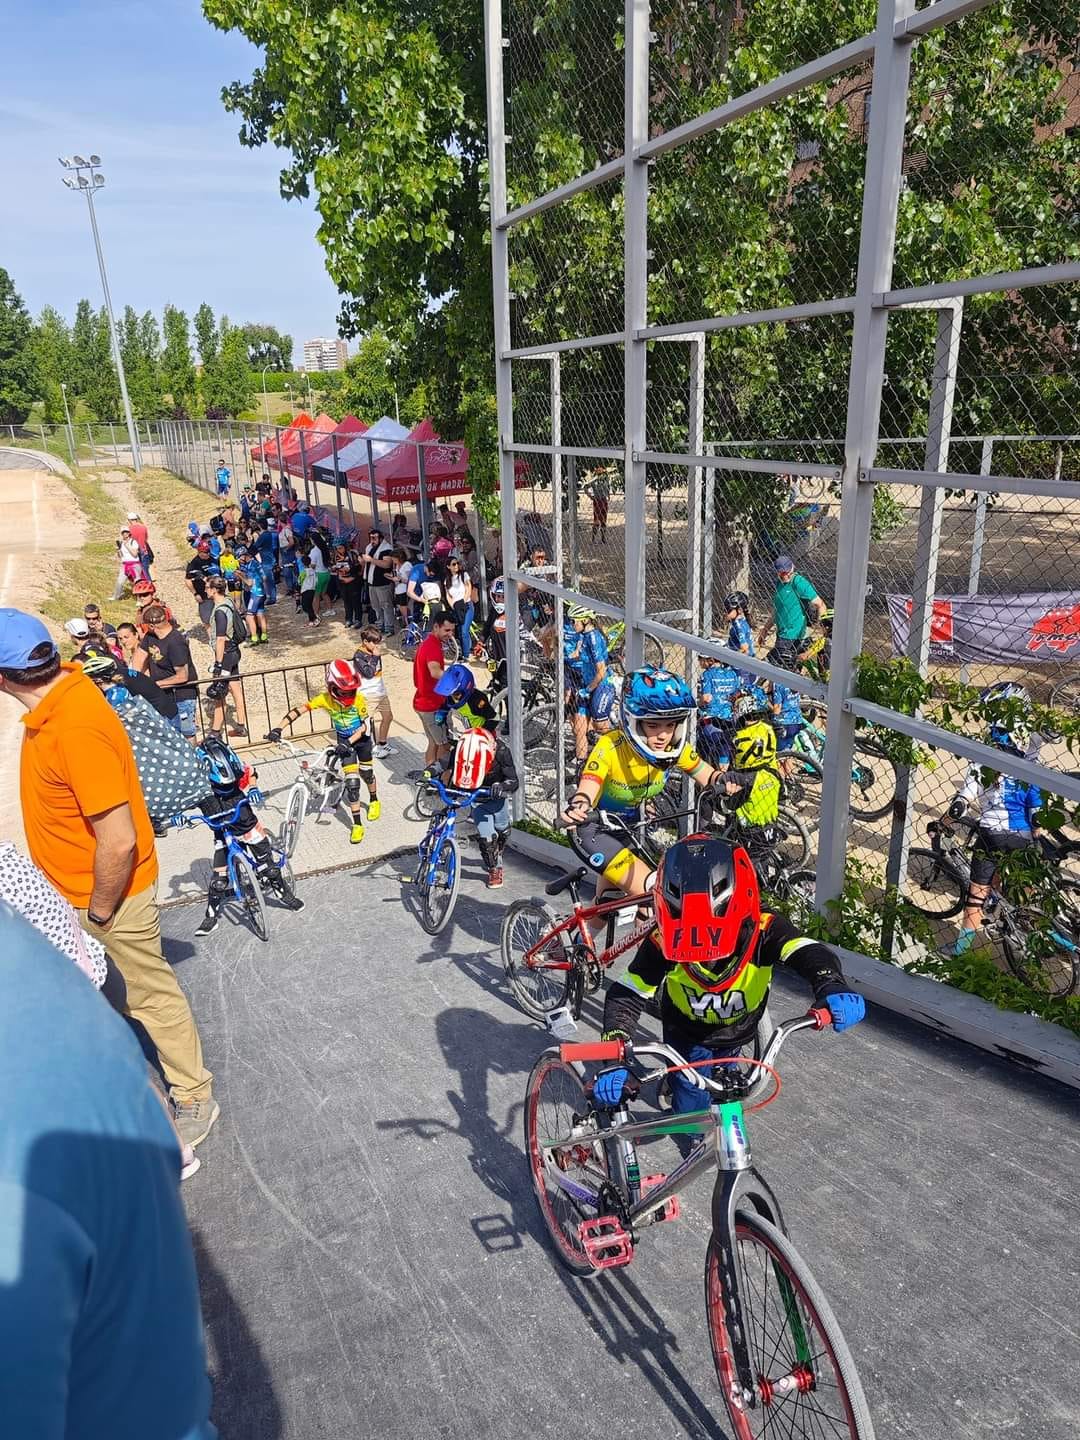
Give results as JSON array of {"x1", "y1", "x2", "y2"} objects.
[{"x1": 59, "y1": 153, "x2": 142, "y2": 472}]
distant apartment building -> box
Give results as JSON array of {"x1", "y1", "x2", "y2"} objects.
[{"x1": 303, "y1": 338, "x2": 349, "y2": 372}]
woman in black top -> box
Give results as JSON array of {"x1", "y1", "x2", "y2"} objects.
[{"x1": 332, "y1": 544, "x2": 363, "y2": 628}]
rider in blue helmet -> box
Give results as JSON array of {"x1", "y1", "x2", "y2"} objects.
[
  {"x1": 562, "y1": 665, "x2": 725, "y2": 903},
  {"x1": 434, "y1": 662, "x2": 498, "y2": 733}
]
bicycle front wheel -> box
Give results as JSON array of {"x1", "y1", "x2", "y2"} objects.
[
  {"x1": 419, "y1": 836, "x2": 460, "y2": 935},
  {"x1": 705, "y1": 1212, "x2": 875, "y2": 1439},
  {"x1": 524, "y1": 1051, "x2": 609, "y2": 1278},
  {"x1": 280, "y1": 783, "x2": 307, "y2": 858},
  {"x1": 850, "y1": 740, "x2": 897, "y2": 822},
  {"x1": 1001, "y1": 907, "x2": 1079, "y2": 997},
  {"x1": 414, "y1": 780, "x2": 444, "y2": 820},
  {"x1": 773, "y1": 807, "x2": 810, "y2": 869},
  {"x1": 501, "y1": 898, "x2": 574, "y2": 1020},
  {"x1": 232, "y1": 851, "x2": 268, "y2": 942},
  {"x1": 904, "y1": 848, "x2": 965, "y2": 918}
]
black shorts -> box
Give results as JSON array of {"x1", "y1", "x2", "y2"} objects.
[
  {"x1": 335, "y1": 736, "x2": 373, "y2": 769},
  {"x1": 576, "y1": 814, "x2": 639, "y2": 885},
  {"x1": 969, "y1": 828, "x2": 1032, "y2": 885}
]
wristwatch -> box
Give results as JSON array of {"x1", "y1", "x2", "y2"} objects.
[{"x1": 87, "y1": 908, "x2": 112, "y2": 927}]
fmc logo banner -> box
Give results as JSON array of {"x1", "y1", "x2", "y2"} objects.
[{"x1": 888, "y1": 591, "x2": 1080, "y2": 665}]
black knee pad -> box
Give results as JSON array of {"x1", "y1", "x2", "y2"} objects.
[
  {"x1": 358, "y1": 767, "x2": 375, "y2": 789},
  {"x1": 345, "y1": 775, "x2": 363, "y2": 803}
]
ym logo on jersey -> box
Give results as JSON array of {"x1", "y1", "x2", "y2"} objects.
[{"x1": 685, "y1": 989, "x2": 747, "y2": 1020}]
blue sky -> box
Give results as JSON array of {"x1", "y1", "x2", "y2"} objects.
[{"x1": 0, "y1": 0, "x2": 344, "y2": 361}]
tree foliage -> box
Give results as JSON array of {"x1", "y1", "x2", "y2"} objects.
[
  {"x1": 0, "y1": 268, "x2": 38, "y2": 424},
  {"x1": 205, "y1": 0, "x2": 1078, "y2": 507},
  {"x1": 32, "y1": 305, "x2": 72, "y2": 424},
  {"x1": 241, "y1": 321, "x2": 293, "y2": 370},
  {"x1": 161, "y1": 306, "x2": 196, "y2": 415},
  {"x1": 202, "y1": 321, "x2": 253, "y2": 417},
  {"x1": 193, "y1": 302, "x2": 218, "y2": 368}
]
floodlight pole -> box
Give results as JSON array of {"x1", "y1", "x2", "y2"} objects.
[{"x1": 60, "y1": 158, "x2": 142, "y2": 472}]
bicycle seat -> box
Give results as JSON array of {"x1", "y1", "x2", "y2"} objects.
[{"x1": 546, "y1": 866, "x2": 589, "y2": 897}]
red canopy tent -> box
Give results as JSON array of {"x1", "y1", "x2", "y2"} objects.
[
  {"x1": 281, "y1": 413, "x2": 359, "y2": 479},
  {"x1": 248, "y1": 411, "x2": 315, "y2": 464}
]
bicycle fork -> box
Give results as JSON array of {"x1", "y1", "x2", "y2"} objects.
[{"x1": 710, "y1": 1105, "x2": 814, "y2": 1410}]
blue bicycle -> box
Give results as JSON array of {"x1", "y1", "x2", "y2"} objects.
[
  {"x1": 171, "y1": 790, "x2": 296, "y2": 943},
  {"x1": 412, "y1": 777, "x2": 490, "y2": 934}
]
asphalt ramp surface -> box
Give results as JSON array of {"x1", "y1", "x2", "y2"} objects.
[{"x1": 166, "y1": 851, "x2": 1080, "y2": 1439}]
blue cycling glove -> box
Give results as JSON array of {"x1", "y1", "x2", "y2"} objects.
[
  {"x1": 593, "y1": 1067, "x2": 629, "y2": 1106},
  {"x1": 826, "y1": 992, "x2": 866, "y2": 1032}
]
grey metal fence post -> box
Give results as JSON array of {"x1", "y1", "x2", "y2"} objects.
[
  {"x1": 702, "y1": 443, "x2": 717, "y2": 635},
  {"x1": 483, "y1": 0, "x2": 525, "y2": 809},
  {"x1": 622, "y1": 0, "x2": 651, "y2": 671},
  {"x1": 685, "y1": 333, "x2": 706, "y2": 691},
  {"x1": 882, "y1": 298, "x2": 964, "y2": 950},
  {"x1": 567, "y1": 456, "x2": 581, "y2": 590},
  {"x1": 959, "y1": 436, "x2": 996, "y2": 686},
  {"x1": 109, "y1": 422, "x2": 120, "y2": 464},
  {"x1": 227, "y1": 422, "x2": 238, "y2": 495},
  {"x1": 275, "y1": 428, "x2": 286, "y2": 501},
  {"x1": 551, "y1": 353, "x2": 566, "y2": 813},
  {"x1": 417, "y1": 445, "x2": 432, "y2": 555},
  {"x1": 817, "y1": 0, "x2": 916, "y2": 909},
  {"x1": 241, "y1": 423, "x2": 251, "y2": 490},
  {"x1": 365, "y1": 438, "x2": 378, "y2": 533}
]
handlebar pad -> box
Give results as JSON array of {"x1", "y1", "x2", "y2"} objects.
[
  {"x1": 560, "y1": 1040, "x2": 625, "y2": 1063},
  {"x1": 809, "y1": 1006, "x2": 833, "y2": 1030}
]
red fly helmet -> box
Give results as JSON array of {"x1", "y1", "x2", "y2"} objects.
[{"x1": 654, "y1": 836, "x2": 761, "y2": 991}]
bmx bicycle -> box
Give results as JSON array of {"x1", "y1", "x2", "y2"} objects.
[
  {"x1": 410, "y1": 776, "x2": 492, "y2": 935},
  {"x1": 524, "y1": 1010, "x2": 875, "y2": 1438}
]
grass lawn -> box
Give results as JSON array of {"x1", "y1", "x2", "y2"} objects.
[
  {"x1": 37, "y1": 468, "x2": 132, "y2": 632},
  {"x1": 131, "y1": 465, "x2": 220, "y2": 563}
]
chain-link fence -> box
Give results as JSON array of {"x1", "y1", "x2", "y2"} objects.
[{"x1": 486, "y1": 0, "x2": 1080, "y2": 1000}]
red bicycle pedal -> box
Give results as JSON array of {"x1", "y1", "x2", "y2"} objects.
[
  {"x1": 579, "y1": 1216, "x2": 634, "y2": 1269},
  {"x1": 642, "y1": 1174, "x2": 681, "y2": 1223}
]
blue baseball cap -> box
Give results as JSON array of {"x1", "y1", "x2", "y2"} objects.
[
  {"x1": 773, "y1": 554, "x2": 795, "y2": 573},
  {"x1": 0, "y1": 609, "x2": 58, "y2": 669}
]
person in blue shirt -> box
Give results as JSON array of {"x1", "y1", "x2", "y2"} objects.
[
  {"x1": 238, "y1": 545, "x2": 269, "y2": 645},
  {"x1": 215, "y1": 459, "x2": 231, "y2": 497},
  {"x1": 0, "y1": 905, "x2": 216, "y2": 1439},
  {"x1": 252, "y1": 520, "x2": 278, "y2": 605},
  {"x1": 566, "y1": 604, "x2": 615, "y2": 760},
  {"x1": 768, "y1": 677, "x2": 807, "y2": 778},
  {"x1": 724, "y1": 589, "x2": 758, "y2": 683},
  {"x1": 697, "y1": 654, "x2": 741, "y2": 768},
  {"x1": 290, "y1": 502, "x2": 315, "y2": 543}
]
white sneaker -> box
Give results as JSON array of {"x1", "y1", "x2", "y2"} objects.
[{"x1": 374, "y1": 743, "x2": 398, "y2": 757}]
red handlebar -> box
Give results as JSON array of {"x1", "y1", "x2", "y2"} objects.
[
  {"x1": 809, "y1": 1007, "x2": 833, "y2": 1030},
  {"x1": 560, "y1": 1040, "x2": 625, "y2": 1063}
]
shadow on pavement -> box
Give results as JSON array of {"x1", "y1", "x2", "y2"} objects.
[{"x1": 193, "y1": 1227, "x2": 284, "y2": 1440}]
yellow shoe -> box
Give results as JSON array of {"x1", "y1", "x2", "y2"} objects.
[
  {"x1": 367, "y1": 799, "x2": 381, "y2": 822},
  {"x1": 350, "y1": 823, "x2": 365, "y2": 845}
]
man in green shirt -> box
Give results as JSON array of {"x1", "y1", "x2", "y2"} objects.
[{"x1": 758, "y1": 553, "x2": 826, "y2": 667}]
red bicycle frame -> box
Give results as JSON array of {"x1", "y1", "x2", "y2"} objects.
[{"x1": 524, "y1": 889, "x2": 655, "y2": 976}]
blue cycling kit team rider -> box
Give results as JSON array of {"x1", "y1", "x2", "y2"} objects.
[
  {"x1": 943, "y1": 684, "x2": 1044, "y2": 954},
  {"x1": 564, "y1": 604, "x2": 616, "y2": 761},
  {"x1": 723, "y1": 591, "x2": 756, "y2": 682},
  {"x1": 592, "y1": 835, "x2": 865, "y2": 1122},
  {"x1": 696, "y1": 650, "x2": 741, "y2": 768}
]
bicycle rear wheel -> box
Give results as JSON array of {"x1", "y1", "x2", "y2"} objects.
[
  {"x1": 280, "y1": 783, "x2": 307, "y2": 858},
  {"x1": 501, "y1": 899, "x2": 574, "y2": 1020},
  {"x1": 232, "y1": 851, "x2": 268, "y2": 942},
  {"x1": 904, "y1": 848, "x2": 965, "y2": 918},
  {"x1": 772, "y1": 807, "x2": 810, "y2": 869},
  {"x1": 705, "y1": 1212, "x2": 874, "y2": 1439},
  {"x1": 524, "y1": 1051, "x2": 609, "y2": 1277},
  {"x1": 1001, "y1": 907, "x2": 1079, "y2": 997},
  {"x1": 419, "y1": 836, "x2": 460, "y2": 935},
  {"x1": 850, "y1": 740, "x2": 897, "y2": 822}
]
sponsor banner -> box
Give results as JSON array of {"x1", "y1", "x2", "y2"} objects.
[{"x1": 888, "y1": 592, "x2": 1080, "y2": 664}]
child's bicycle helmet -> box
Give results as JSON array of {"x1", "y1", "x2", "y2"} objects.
[
  {"x1": 435, "y1": 663, "x2": 476, "y2": 706},
  {"x1": 619, "y1": 667, "x2": 695, "y2": 768}
]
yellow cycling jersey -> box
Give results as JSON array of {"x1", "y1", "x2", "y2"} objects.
[
  {"x1": 306, "y1": 690, "x2": 369, "y2": 740},
  {"x1": 582, "y1": 729, "x2": 706, "y2": 814},
  {"x1": 731, "y1": 719, "x2": 777, "y2": 769}
]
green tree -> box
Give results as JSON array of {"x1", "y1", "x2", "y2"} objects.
[
  {"x1": 193, "y1": 301, "x2": 218, "y2": 368},
  {"x1": 119, "y1": 306, "x2": 163, "y2": 420},
  {"x1": 82, "y1": 309, "x2": 121, "y2": 422},
  {"x1": 203, "y1": 322, "x2": 253, "y2": 417},
  {"x1": 0, "y1": 268, "x2": 38, "y2": 424},
  {"x1": 241, "y1": 322, "x2": 292, "y2": 370},
  {"x1": 161, "y1": 305, "x2": 196, "y2": 414},
  {"x1": 32, "y1": 305, "x2": 73, "y2": 424},
  {"x1": 337, "y1": 330, "x2": 401, "y2": 420},
  {"x1": 69, "y1": 299, "x2": 97, "y2": 405}
]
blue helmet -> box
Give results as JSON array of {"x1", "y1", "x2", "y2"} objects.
[
  {"x1": 434, "y1": 664, "x2": 476, "y2": 706},
  {"x1": 198, "y1": 736, "x2": 246, "y2": 793},
  {"x1": 619, "y1": 667, "x2": 695, "y2": 769}
]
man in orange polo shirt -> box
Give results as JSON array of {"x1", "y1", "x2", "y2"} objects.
[{"x1": 0, "y1": 610, "x2": 218, "y2": 1152}]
